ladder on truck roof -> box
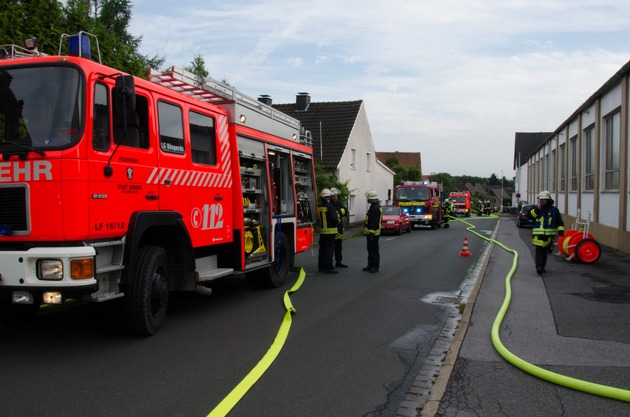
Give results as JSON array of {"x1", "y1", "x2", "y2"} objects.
[{"x1": 148, "y1": 66, "x2": 311, "y2": 146}]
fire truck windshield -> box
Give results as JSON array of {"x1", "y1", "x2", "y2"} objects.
[
  {"x1": 451, "y1": 196, "x2": 466, "y2": 203},
  {"x1": 0, "y1": 66, "x2": 84, "y2": 150},
  {"x1": 396, "y1": 187, "x2": 430, "y2": 201}
]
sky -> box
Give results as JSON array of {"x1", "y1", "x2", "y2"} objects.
[{"x1": 128, "y1": 0, "x2": 630, "y2": 178}]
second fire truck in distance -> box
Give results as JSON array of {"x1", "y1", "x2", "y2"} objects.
[
  {"x1": 0, "y1": 32, "x2": 317, "y2": 335},
  {"x1": 449, "y1": 191, "x2": 472, "y2": 217},
  {"x1": 393, "y1": 181, "x2": 443, "y2": 229}
]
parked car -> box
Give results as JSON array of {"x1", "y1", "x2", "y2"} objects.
[
  {"x1": 381, "y1": 205, "x2": 412, "y2": 234},
  {"x1": 517, "y1": 204, "x2": 536, "y2": 228}
]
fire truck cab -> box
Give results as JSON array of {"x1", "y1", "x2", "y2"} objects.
[
  {"x1": 449, "y1": 191, "x2": 472, "y2": 217},
  {"x1": 393, "y1": 181, "x2": 443, "y2": 229},
  {"x1": 0, "y1": 32, "x2": 317, "y2": 335}
]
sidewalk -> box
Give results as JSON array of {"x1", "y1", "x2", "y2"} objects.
[{"x1": 423, "y1": 216, "x2": 630, "y2": 416}]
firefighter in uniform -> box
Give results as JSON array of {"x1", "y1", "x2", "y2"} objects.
[
  {"x1": 442, "y1": 198, "x2": 454, "y2": 228},
  {"x1": 330, "y1": 187, "x2": 349, "y2": 268},
  {"x1": 317, "y1": 188, "x2": 340, "y2": 274},
  {"x1": 527, "y1": 190, "x2": 564, "y2": 276},
  {"x1": 363, "y1": 190, "x2": 382, "y2": 273},
  {"x1": 477, "y1": 200, "x2": 484, "y2": 216}
]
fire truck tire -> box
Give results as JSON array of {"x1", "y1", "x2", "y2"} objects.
[
  {"x1": 406, "y1": 223, "x2": 412, "y2": 233},
  {"x1": 265, "y1": 232, "x2": 291, "y2": 288},
  {"x1": 126, "y1": 246, "x2": 169, "y2": 336}
]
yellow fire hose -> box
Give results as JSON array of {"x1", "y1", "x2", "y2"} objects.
[
  {"x1": 206, "y1": 266, "x2": 306, "y2": 416},
  {"x1": 453, "y1": 214, "x2": 630, "y2": 402}
]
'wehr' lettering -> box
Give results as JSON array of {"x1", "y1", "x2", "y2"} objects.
[{"x1": 0, "y1": 161, "x2": 53, "y2": 182}]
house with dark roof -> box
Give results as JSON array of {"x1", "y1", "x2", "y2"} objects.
[
  {"x1": 513, "y1": 132, "x2": 551, "y2": 206},
  {"x1": 375, "y1": 151, "x2": 421, "y2": 170},
  {"x1": 274, "y1": 94, "x2": 394, "y2": 223}
]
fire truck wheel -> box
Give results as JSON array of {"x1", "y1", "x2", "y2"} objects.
[
  {"x1": 126, "y1": 246, "x2": 169, "y2": 336},
  {"x1": 266, "y1": 232, "x2": 291, "y2": 288}
]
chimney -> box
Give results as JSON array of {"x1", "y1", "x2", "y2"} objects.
[
  {"x1": 258, "y1": 95, "x2": 272, "y2": 105},
  {"x1": 296, "y1": 92, "x2": 310, "y2": 111}
]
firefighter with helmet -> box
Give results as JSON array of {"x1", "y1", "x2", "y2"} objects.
[
  {"x1": 363, "y1": 190, "x2": 382, "y2": 273},
  {"x1": 442, "y1": 198, "x2": 454, "y2": 228},
  {"x1": 317, "y1": 188, "x2": 340, "y2": 274},
  {"x1": 330, "y1": 187, "x2": 349, "y2": 268},
  {"x1": 527, "y1": 190, "x2": 564, "y2": 276}
]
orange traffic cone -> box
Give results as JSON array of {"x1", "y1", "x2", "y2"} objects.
[{"x1": 459, "y1": 236, "x2": 471, "y2": 257}]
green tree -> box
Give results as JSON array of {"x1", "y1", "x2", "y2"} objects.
[
  {"x1": 184, "y1": 54, "x2": 209, "y2": 78},
  {"x1": 64, "y1": 0, "x2": 164, "y2": 78},
  {"x1": 0, "y1": 0, "x2": 64, "y2": 53}
]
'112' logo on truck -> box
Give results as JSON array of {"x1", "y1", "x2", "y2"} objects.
[{"x1": 191, "y1": 204, "x2": 224, "y2": 230}]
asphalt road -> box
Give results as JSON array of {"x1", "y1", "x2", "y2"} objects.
[{"x1": 0, "y1": 217, "x2": 497, "y2": 417}]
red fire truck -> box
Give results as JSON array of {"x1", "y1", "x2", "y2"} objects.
[
  {"x1": 0, "y1": 32, "x2": 317, "y2": 335},
  {"x1": 393, "y1": 181, "x2": 443, "y2": 229},
  {"x1": 449, "y1": 191, "x2": 472, "y2": 217}
]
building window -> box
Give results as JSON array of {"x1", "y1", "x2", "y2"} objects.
[
  {"x1": 351, "y1": 148, "x2": 356, "y2": 170},
  {"x1": 559, "y1": 144, "x2": 565, "y2": 192},
  {"x1": 550, "y1": 149, "x2": 556, "y2": 191},
  {"x1": 366, "y1": 152, "x2": 371, "y2": 172},
  {"x1": 569, "y1": 136, "x2": 577, "y2": 191},
  {"x1": 584, "y1": 127, "x2": 594, "y2": 190},
  {"x1": 604, "y1": 111, "x2": 620, "y2": 190}
]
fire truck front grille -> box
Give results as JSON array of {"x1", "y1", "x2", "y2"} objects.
[{"x1": 0, "y1": 185, "x2": 29, "y2": 234}]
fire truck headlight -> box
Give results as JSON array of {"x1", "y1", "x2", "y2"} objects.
[
  {"x1": 43, "y1": 292, "x2": 63, "y2": 304},
  {"x1": 426, "y1": 214, "x2": 433, "y2": 220},
  {"x1": 71, "y1": 258, "x2": 95, "y2": 280},
  {"x1": 38, "y1": 260, "x2": 64, "y2": 280}
]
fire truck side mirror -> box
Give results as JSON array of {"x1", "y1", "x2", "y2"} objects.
[{"x1": 114, "y1": 75, "x2": 136, "y2": 115}]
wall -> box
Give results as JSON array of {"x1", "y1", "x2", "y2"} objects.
[
  {"x1": 523, "y1": 62, "x2": 630, "y2": 254},
  {"x1": 336, "y1": 103, "x2": 394, "y2": 224}
]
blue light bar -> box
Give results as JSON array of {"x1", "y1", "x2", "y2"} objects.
[
  {"x1": 0, "y1": 224, "x2": 11, "y2": 236},
  {"x1": 68, "y1": 34, "x2": 91, "y2": 59}
]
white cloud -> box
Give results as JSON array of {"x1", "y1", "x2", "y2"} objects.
[{"x1": 129, "y1": 0, "x2": 630, "y2": 177}]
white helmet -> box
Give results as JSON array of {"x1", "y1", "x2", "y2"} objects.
[
  {"x1": 538, "y1": 190, "x2": 551, "y2": 200},
  {"x1": 444, "y1": 198, "x2": 449, "y2": 203},
  {"x1": 365, "y1": 190, "x2": 379, "y2": 200},
  {"x1": 330, "y1": 187, "x2": 341, "y2": 196},
  {"x1": 320, "y1": 188, "x2": 332, "y2": 198}
]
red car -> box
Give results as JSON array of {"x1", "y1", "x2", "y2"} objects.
[{"x1": 381, "y1": 205, "x2": 412, "y2": 234}]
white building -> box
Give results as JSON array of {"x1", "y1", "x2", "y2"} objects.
[
  {"x1": 274, "y1": 95, "x2": 394, "y2": 224},
  {"x1": 517, "y1": 59, "x2": 630, "y2": 253}
]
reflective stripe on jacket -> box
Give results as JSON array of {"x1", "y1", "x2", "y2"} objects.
[
  {"x1": 318, "y1": 205, "x2": 339, "y2": 235},
  {"x1": 364, "y1": 203, "x2": 382, "y2": 236},
  {"x1": 529, "y1": 204, "x2": 564, "y2": 247}
]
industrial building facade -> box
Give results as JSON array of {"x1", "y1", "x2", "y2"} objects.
[{"x1": 516, "y1": 59, "x2": 630, "y2": 253}]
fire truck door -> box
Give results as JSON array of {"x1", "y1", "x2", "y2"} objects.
[
  {"x1": 155, "y1": 108, "x2": 233, "y2": 247},
  {"x1": 267, "y1": 147, "x2": 294, "y2": 217},
  {"x1": 88, "y1": 84, "x2": 158, "y2": 239}
]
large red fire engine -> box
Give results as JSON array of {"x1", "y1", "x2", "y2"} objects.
[
  {"x1": 449, "y1": 191, "x2": 472, "y2": 217},
  {"x1": 393, "y1": 181, "x2": 443, "y2": 229},
  {"x1": 0, "y1": 32, "x2": 317, "y2": 335}
]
